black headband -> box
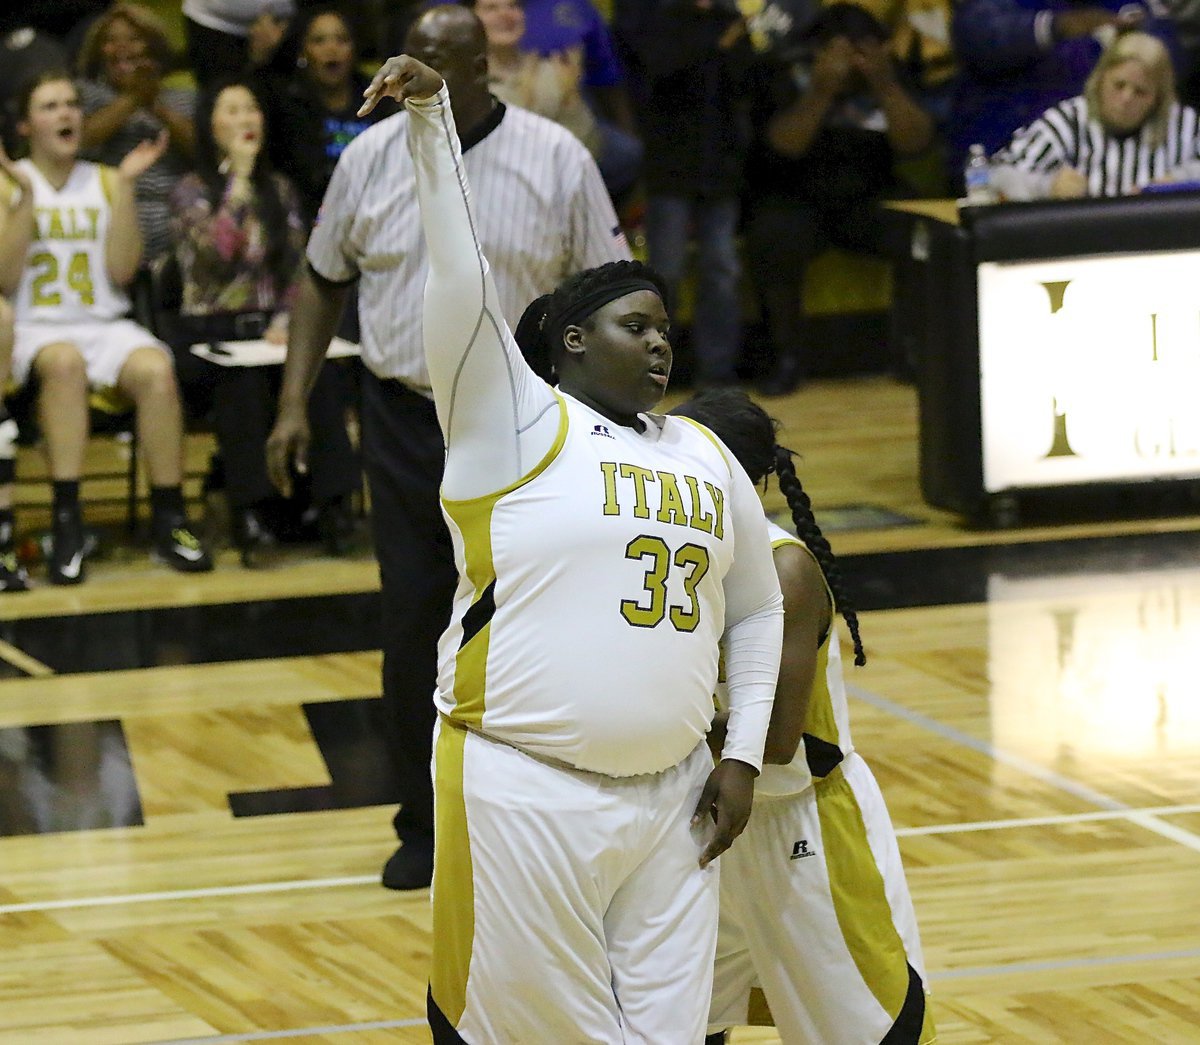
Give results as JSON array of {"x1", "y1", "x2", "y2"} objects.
[{"x1": 545, "y1": 277, "x2": 664, "y2": 349}]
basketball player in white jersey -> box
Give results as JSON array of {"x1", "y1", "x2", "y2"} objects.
[
  {"x1": 0, "y1": 71, "x2": 211, "y2": 584},
  {"x1": 359, "y1": 57, "x2": 784, "y2": 1044},
  {"x1": 672, "y1": 390, "x2": 936, "y2": 1045}
]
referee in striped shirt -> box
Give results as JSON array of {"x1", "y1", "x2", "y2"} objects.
[
  {"x1": 266, "y1": 4, "x2": 629, "y2": 890},
  {"x1": 991, "y1": 31, "x2": 1200, "y2": 200}
]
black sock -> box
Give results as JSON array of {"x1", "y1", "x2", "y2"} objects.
[
  {"x1": 0, "y1": 458, "x2": 13, "y2": 485},
  {"x1": 150, "y1": 486, "x2": 186, "y2": 530},
  {"x1": 52, "y1": 480, "x2": 81, "y2": 514}
]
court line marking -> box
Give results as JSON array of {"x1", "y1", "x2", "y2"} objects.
[
  {"x1": 847, "y1": 683, "x2": 1200, "y2": 854},
  {"x1": 0, "y1": 639, "x2": 54, "y2": 678},
  {"x1": 147, "y1": 1018, "x2": 427, "y2": 1044},
  {"x1": 4, "y1": 800, "x2": 1200, "y2": 916},
  {"x1": 929, "y1": 946, "x2": 1200, "y2": 981},
  {"x1": 0, "y1": 875, "x2": 381, "y2": 915},
  {"x1": 895, "y1": 803, "x2": 1200, "y2": 836}
]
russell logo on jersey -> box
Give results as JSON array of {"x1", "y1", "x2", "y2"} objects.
[{"x1": 790, "y1": 839, "x2": 817, "y2": 860}]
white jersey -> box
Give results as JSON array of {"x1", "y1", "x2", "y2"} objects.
[
  {"x1": 407, "y1": 85, "x2": 782, "y2": 779},
  {"x1": 438, "y1": 395, "x2": 748, "y2": 777},
  {"x1": 12, "y1": 159, "x2": 129, "y2": 325}
]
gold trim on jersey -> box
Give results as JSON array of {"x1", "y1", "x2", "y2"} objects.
[
  {"x1": 441, "y1": 395, "x2": 569, "y2": 726},
  {"x1": 441, "y1": 393, "x2": 569, "y2": 510},
  {"x1": 98, "y1": 165, "x2": 119, "y2": 206},
  {"x1": 673, "y1": 415, "x2": 733, "y2": 475},
  {"x1": 815, "y1": 764, "x2": 935, "y2": 1040},
  {"x1": 430, "y1": 721, "x2": 474, "y2": 1026}
]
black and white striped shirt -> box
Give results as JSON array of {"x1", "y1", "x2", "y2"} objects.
[
  {"x1": 991, "y1": 95, "x2": 1200, "y2": 199},
  {"x1": 307, "y1": 100, "x2": 628, "y2": 388}
]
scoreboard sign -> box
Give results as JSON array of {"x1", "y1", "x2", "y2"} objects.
[{"x1": 977, "y1": 251, "x2": 1200, "y2": 493}]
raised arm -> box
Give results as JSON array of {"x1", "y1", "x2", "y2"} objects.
[
  {"x1": 360, "y1": 56, "x2": 559, "y2": 500},
  {"x1": 105, "y1": 132, "x2": 168, "y2": 286}
]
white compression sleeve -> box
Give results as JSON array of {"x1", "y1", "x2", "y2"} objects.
[
  {"x1": 406, "y1": 87, "x2": 560, "y2": 501},
  {"x1": 718, "y1": 464, "x2": 785, "y2": 772}
]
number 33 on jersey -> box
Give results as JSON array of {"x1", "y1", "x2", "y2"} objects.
[{"x1": 436, "y1": 397, "x2": 739, "y2": 777}]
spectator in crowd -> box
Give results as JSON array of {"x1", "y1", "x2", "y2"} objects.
[
  {"x1": 0, "y1": 28, "x2": 70, "y2": 106},
  {"x1": 76, "y1": 2, "x2": 196, "y2": 261},
  {"x1": 743, "y1": 3, "x2": 934, "y2": 396},
  {"x1": 991, "y1": 30, "x2": 1200, "y2": 197},
  {"x1": 619, "y1": 0, "x2": 758, "y2": 389},
  {"x1": 471, "y1": 0, "x2": 603, "y2": 161},
  {"x1": 0, "y1": 2, "x2": 107, "y2": 59},
  {"x1": 259, "y1": 7, "x2": 389, "y2": 227},
  {"x1": 169, "y1": 77, "x2": 358, "y2": 564},
  {"x1": 182, "y1": 0, "x2": 297, "y2": 90},
  {"x1": 950, "y1": 0, "x2": 1178, "y2": 172},
  {"x1": 0, "y1": 72, "x2": 211, "y2": 584},
  {"x1": 855, "y1": 0, "x2": 958, "y2": 126},
  {"x1": 518, "y1": 0, "x2": 643, "y2": 201}
]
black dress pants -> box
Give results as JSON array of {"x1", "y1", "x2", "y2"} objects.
[{"x1": 361, "y1": 373, "x2": 457, "y2": 840}]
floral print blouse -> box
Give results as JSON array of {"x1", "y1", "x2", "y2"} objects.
[{"x1": 168, "y1": 170, "x2": 306, "y2": 320}]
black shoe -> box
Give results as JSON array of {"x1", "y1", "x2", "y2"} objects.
[
  {"x1": 231, "y1": 506, "x2": 275, "y2": 568},
  {"x1": 381, "y1": 833, "x2": 434, "y2": 890},
  {"x1": 0, "y1": 550, "x2": 29, "y2": 592},
  {"x1": 47, "y1": 506, "x2": 87, "y2": 585},
  {"x1": 317, "y1": 497, "x2": 356, "y2": 557},
  {"x1": 153, "y1": 515, "x2": 214, "y2": 573}
]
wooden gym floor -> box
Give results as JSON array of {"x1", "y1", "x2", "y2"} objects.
[{"x1": 1, "y1": 375, "x2": 1197, "y2": 1044}]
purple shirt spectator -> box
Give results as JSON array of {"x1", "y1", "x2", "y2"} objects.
[
  {"x1": 950, "y1": 0, "x2": 1178, "y2": 166},
  {"x1": 519, "y1": 0, "x2": 623, "y2": 87}
]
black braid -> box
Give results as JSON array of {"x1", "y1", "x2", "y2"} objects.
[
  {"x1": 773, "y1": 447, "x2": 866, "y2": 666},
  {"x1": 670, "y1": 389, "x2": 867, "y2": 667},
  {"x1": 513, "y1": 259, "x2": 668, "y2": 383}
]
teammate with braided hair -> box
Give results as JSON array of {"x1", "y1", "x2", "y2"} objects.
[{"x1": 670, "y1": 388, "x2": 936, "y2": 1045}]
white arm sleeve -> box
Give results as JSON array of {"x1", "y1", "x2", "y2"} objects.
[
  {"x1": 406, "y1": 87, "x2": 560, "y2": 500},
  {"x1": 717, "y1": 462, "x2": 784, "y2": 772}
]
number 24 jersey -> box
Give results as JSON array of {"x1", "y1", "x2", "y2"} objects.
[{"x1": 12, "y1": 159, "x2": 130, "y2": 325}]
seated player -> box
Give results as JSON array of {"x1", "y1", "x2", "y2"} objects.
[{"x1": 0, "y1": 71, "x2": 211, "y2": 584}]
